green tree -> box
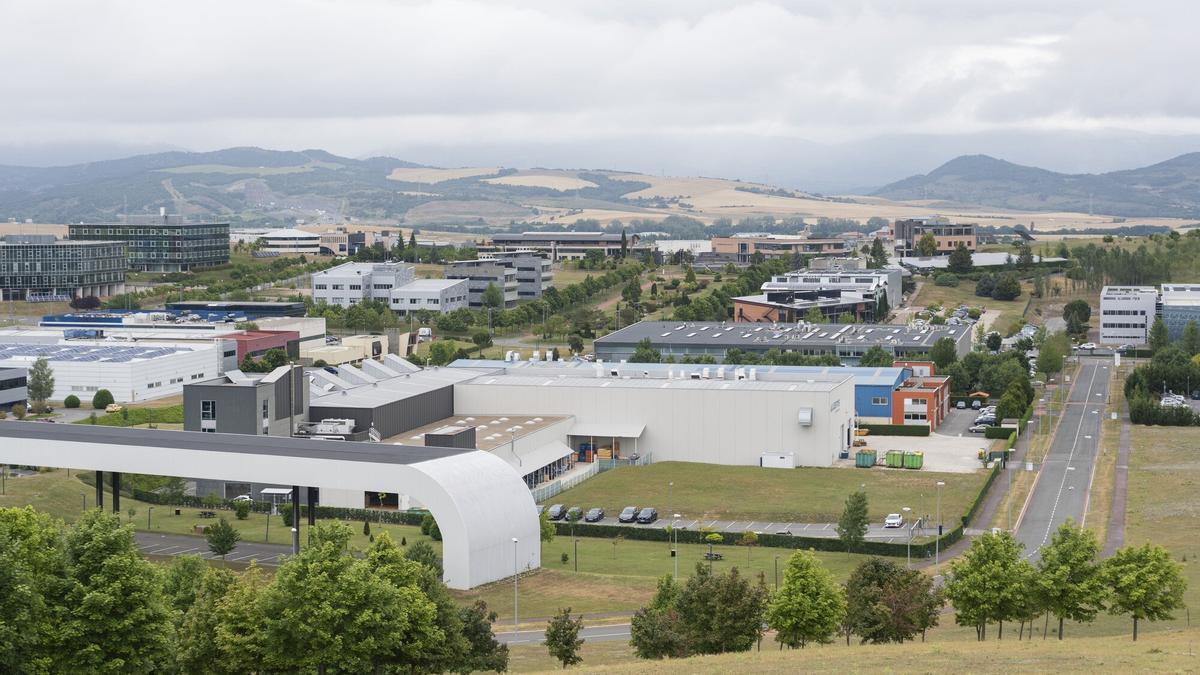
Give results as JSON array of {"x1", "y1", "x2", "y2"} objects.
[
  {"x1": 406, "y1": 539, "x2": 443, "y2": 577},
  {"x1": 620, "y1": 229, "x2": 628, "y2": 258},
  {"x1": 1062, "y1": 300, "x2": 1092, "y2": 335},
  {"x1": 929, "y1": 337, "x2": 959, "y2": 370},
  {"x1": 567, "y1": 334, "x2": 584, "y2": 354},
  {"x1": 844, "y1": 557, "x2": 943, "y2": 644},
  {"x1": 174, "y1": 565, "x2": 236, "y2": 673},
  {"x1": 915, "y1": 232, "x2": 938, "y2": 257},
  {"x1": 945, "y1": 531, "x2": 1031, "y2": 640},
  {"x1": 803, "y1": 306, "x2": 825, "y2": 324},
  {"x1": 985, "y1": 332, "x2": 1002, "y2": 352},
  {"x1": 0, "y1": 506, "x2": 68, "y2": 672},
  {"x1": 1038, "y1": 339, "x2": 1065, "y2": 375},
  {"x1": 212, "y1": 565, "x2": 270, "y2": 672},
  {"x1": 458, "y1": 600, "x2": 509, "y2": 673},
  {"x1": 91, "y1": 388, "x2": 114, "y2": 410},
  {"x1": 767, "y1": 550, "x2": 846, "y2": 649},
  {"x1": 428, "y1": 340, "x2": 459, "y2": 366},
  {"x1": 684, "y1": 266, "x2": 697, "y2": 284},
  {"x1": 162, "y1": 554, "x2": 210, "y2": 614},
  {"x1": 1149, "y1": 317, "x2": 1170, "y2": 353},
  {"x1": 737, "y1": 530, "x2": 758, "y2": 565},
  {"x1": 947, "y1": 243, "x2": 974, "y2": 273},
  {"x1": 995, "y1": 387, "x2": 1025, "y2": 423},
  {"x1": 1103, "y1": 543, "x2": 1187, "y2": 641},
  {"x1": 26, "y1": 357, "x2": 54, "y2": 412},
  {"x1": 1182, "y1": 320, "x2": 1200, "y2": 357},
  {"x1": 630, "y1": 338, "x2": 662, "y2": 363},
  {"x1": 1016, "y1": 243, "x2": 1035, "y2": 269},
  {"x1": 540, "y1": 509, "x2": 555, "y2": 543},
  {"x1": 482, "y1": 282, "x2": 504, "y2": 309},
  {"x1": 471, "y1": 329, "x2": 493, "y2": 354},
  {"x1": 60, "y1": 509, "x2": 174, "y2": 672},
  {"x1": 1035, "y1": 520, "x2": 1106, "y2": 640},
  {"x1": 205, "y1": 517, "x2": 241, "y2": 560},
  {"x1": 63, "y1": 394, "x2": 80, "y2": 408},
  {"x1": 629, "y1": 576, "x2": 688, "y2": 659},
  {"x1": 869, "y1": 237, "x2": 889, "y2": 269},
  {"x1": 836, "y1": 490, "x2": 869, "y2": 555},
  {"x1": 858, "y1": 346, "x2": 894, "y2": 367},
  {"x1": 545, "y1": 607, "x2": 585, "y2": 668},
  {"x1": 673, "y1": 564, "x2": 769, "y2": 654},
  {"x1": 991, "y1": 272, "x2": 1022, "y2": 301}
]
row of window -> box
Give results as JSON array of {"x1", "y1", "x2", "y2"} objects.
[
  {"x1": 72, "y1": 227, "x2": 229, "y2": 236},
  {"x1": 1102, "y1": 309, "x2": 1148, "y2": 316},
  {"x1": 903, "y1": 412, "x2": 928, "y2": 421},
  {"x1": 1102, "y1": 323, "x2": 1148, "y2": 329}
]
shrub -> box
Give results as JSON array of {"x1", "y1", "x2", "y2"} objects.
[
  {"x1": 859, "y1": 423, "x2": 930, "y2": 437},
  {"x1": 92, "y1": 389, "x2": 115, "y2": 410},
  {"x1": 234, "y1": 500, "x2": 251, "y2": 520},
  {"x1": 11, "y1": 403, "x2": 26, "y2": 419},
  {"x1": 934, "y1": 273, "x2": 959, "y2": 287},
  {"x1": 561, "y1": 552, "x2": 569, "y2": 565},
  {"x1": 64, "y1": 394, "x2": 80, "y2": 409}
]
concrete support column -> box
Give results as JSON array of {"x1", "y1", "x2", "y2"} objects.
[
  {"x1": 291, "y1": 485, "x2": 301, "y2": 555},
  {"x1": 95, "y1": 470, "x2": 104, "y2": 509},
  {"x1": 307, "y1": 487, "x2": 316, "y2": 527},
  {"x1": 111, "y1": 471, "x2": 121, "y2": 513}
]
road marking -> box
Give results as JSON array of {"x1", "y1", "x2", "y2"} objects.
[
  {"x1": 706, "y1": 520, "x2": 717, "y2": 528},
  {"x1": 229, "y1": 552, "x2": 258, "y2": 561},
  {"x1": 175, "y1": 547, "x2": 202, "y2": 555},
  {"x1": 822, "y1": 523, "x2": 831, "y2": 530},
  {"x1": 742, "y1": 522, "x2": 755, "y2": 531},
  {"x1": 764, "y1": 522, "x2": 775, "y2": 532},
  {"x1": 1034, "y1": 363, "x2": 1101, "y2": 553},
  {"x1": 802, "y1": 523, "x2": 811, "y2": 530},
  {"x1": 726, "y1": 521, "x2": 738, "y2": 530}
]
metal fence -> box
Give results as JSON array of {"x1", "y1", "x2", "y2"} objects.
[
  {"x1": 530, "y1": 461, "x2": 600, "y2": 502},
  {"x1": 597, "y1": 452, "x2": 652, "y2": 473}
]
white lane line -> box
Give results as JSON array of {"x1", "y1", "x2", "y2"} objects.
[
  {"x1": 726, "y1": 521, "x2": 739, "y2": 530},
  {"x1": 822, "y1": 523, "x2": 831, "y2": 530},
  {"x1": 764, "y1": 522, "x2": 775, "y2": 532},
  {"x1": 742, "y1": 522, "x2": 755, "y2": 531},
  {"x1": 229, "y1": 552, "x2": 258, "y2": 561}
]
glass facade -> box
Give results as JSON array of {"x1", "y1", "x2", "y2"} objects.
[
  {"x1": 0, "y1": 236, "x2": 127, "y2": 299},
  {"x1": 69, "y1": 218, "x2": 230, "y2": 272}
]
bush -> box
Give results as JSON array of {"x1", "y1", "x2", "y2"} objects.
[
  {"x1": 934, "y1": 273, "x2": 959, "y2": 287},
  {"x1": 63, "y1": 394, "x2": 80, "y2": 409},
  {"x1": 858, "y1": 423, "x2": 930, "y2": 437},
  {"x1": 234, "y1": 500, "x2": 251, "y2": 520},
  {"x1": 11, "y1": 403, "x2": 25, "y2": 420},
  {"x1": 984, "y1": 426, "x2": 1017, "y2": 439},
  {"x1": 92, "y1": 389, "x2": 115, "y2": 410}
]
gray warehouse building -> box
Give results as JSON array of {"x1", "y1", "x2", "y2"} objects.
[
  {"x1": 307, "y1": 367, "x2": 482, "y2": 440},
  {"x1": 183, "y1": 365, "x2": 308, "y2": 436},
  {"x1": 594, "y1": 320, "x2": 973, "y2": 364}
]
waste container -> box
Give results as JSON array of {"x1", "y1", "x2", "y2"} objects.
[
  {"x1": 904, "y1": 451, "x2": 924, "y2": 469},
  {"x1": 885, "y1": 450, "x2": 904, "y2": 468},
  {"x1": 855, "y1": 449, "x2": 876, "y2": 468}
]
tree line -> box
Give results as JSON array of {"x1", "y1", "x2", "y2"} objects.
[{"x1": 0, "y1": 508, "x2": 508, "y2": 673}]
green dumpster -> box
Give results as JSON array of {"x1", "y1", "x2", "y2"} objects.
[
  {"x1": 855, "y1": 449, "x2": 876, "y2": 468},
  {"x1": 885, "y1": 450, "x2": 904, "y2": 468},
  {"x1": 912, "y1": 451, "x2": 924, "y2": 469}
]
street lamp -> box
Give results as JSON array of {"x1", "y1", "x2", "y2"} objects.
[
  {"x1": 902, "y1": 506, "x2": 912, "y2": 568},
  {"x1": 512, "y1": 538, "x2": 520, "y2": 634},
  {"x1": 935, "y1": 481, "x2": 945, "y2": 564},
  {"x1": 672, "y1": 513, "x2": 681, "y2": 579},
  {"x1": 147, "y1": 506, "x2": 153, "y2": 530},
  {"x1": 81, "y1": 493, "x2": 86, "y2": 512},
  {"x1": 774, "y1": 555, "x2": 781, "y2": 590},
  {"x1": 667, "y1": 482, "x2": 673, "y2": 523}
]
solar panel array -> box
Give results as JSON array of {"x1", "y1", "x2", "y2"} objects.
[{"x1": 0, "y1": 344, "x2": 191, "y2": 363}]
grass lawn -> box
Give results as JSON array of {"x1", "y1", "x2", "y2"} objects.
[
  {"x1": 550, "y1": 461, "x2": 987, "y2": 524},
  {"x1": 913, "y1": 279, "x2": 1030, "y2": 336}
]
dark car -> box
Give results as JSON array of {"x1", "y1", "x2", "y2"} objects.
[
  {"x1": 584, "y1": 507, "x2": 605, "y2": 522},
  {"x1": 566, "y1": 506, "x2": 583, "y2": 522},
  {"x1": 636, "y1": 507, "x2": 658, "y2": 524},
  {"x1": 546, "y1": 504, "x2": 566, "y2": 521},
  {"x1": 618, "y1": 505, "x2": 640, "y2": 523}
]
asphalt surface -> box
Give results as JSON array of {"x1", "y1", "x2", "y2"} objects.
[
  {"x1": 136, "y1": 531, "x2": 290, "y2": 565},
  {"x1": 1014, "y1": 358, "x2": 1112, "y2": 559},
  {"x1": 553, "y1": 516, "x2": 922, "y2": 543},
  {"x1": 496, "y1": 623, "x2": 633, "y2": 645}
]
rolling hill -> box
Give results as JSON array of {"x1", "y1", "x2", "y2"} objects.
[{"x1": 873, "y1": 153, "x2": 1200, "y2": 218}]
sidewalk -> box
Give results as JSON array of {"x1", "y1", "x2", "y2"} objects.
[{"x1": 1101, "y1": 405, "x2": 1131, "y2": 557}]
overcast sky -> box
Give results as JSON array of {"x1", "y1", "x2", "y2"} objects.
[{"x1": 3, "y1": 0, "x2": 1198, "y2": 181}]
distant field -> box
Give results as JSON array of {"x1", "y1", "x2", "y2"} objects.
[
  {"x1": 387, "y1": 166, "x2": 500, "y2": 183},
  {"x1": 155, "y1": 161, "x2": 342, "y2": 175},
  {"x1": 484, "y1": 174, "x2": 598, "y2": 191},
  {"x1": 550, "y1": 461, "x2": 985, "y2": 524}
]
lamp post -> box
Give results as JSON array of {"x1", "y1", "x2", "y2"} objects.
[
  {"x1": 81, "y1": 493, "x2": 86, "y2": 512},
  {"x1": 265, "y1": 509, "x2": 270, "y2": 542},
  {"x1": 574, "y1": 538, "x2": 578, "y2": 573},
  {"x1": 935, "y1": 481, "x2": 945, "y2": 564},
  {"x1": 512, "y1": 537, "x2": 520, "y2": 634},
  {"x1": 667, "y1": 482, "x2": 673, "y2": 524},
  {"x1": 902, "y1": 506, "x2": 912, "y2": 568},
  {"x1": 672, "y1": 514, "x2": 681, "y2": 579},
  {"x1": 774, "y1": 555, "x2": 780, "y2": 590},
  {"x1": 147, "y1": 506, "x2": 153, "y2": 530}
]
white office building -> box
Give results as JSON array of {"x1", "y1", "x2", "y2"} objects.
[
  {"x1": 260, "y1": 228, "x2": 321, "y2": 254},
  {"x1": 389, "y1": 278, "x2": 469, "y2": 315},
  {"x1": 443, "y1": 260, "x2": 520, "y2": 308},
  {"x1": 311, "y1": 261, "x2": 416, "y2": 308},
  {"x1": 1099, "y1": 286, "x2": 1158, "y2": 345}
]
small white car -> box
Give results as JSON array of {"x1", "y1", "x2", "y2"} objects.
[
  {"x1": 884, "y1": 513, "x2": 904, "y2": 528},
  {"x1": 232, "y1": 494, "x2": 253, "y2": 502},
  {"x1": 1078, "y1": 342, "x2": 1097, "y2": 350}
]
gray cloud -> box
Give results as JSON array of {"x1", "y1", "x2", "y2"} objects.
[{"x1": 1, "y1": 0, "x2": 1196, "y2": 166}]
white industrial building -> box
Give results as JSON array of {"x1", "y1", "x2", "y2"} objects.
[
  {"x1": 1099, "y1": 286, "x2": 1158, "y2": 345},
  {"x1": 260, "y1": 228, "x2": 321, "y2": 254},
  {"x1": 0, "y1": 341, "x2": 222, "y2": 402},
  {"x1": 311, "y1": 261, "x2": 416, "y2": 308},
  {"x1": 389, "y1": 278, "x2": 469, "y2": 315}
]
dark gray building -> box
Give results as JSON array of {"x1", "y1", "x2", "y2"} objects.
[
  {"x1": 479, "y1": 251, "x2": 553, "y2": 300},
  {"x1": 184, "y1": 365, "x2": 307, "y2": 436},
  {"x1": 0, "y1": 235, "x2": 127, "y2": 300},
  {"x1": 594, "y1": 320, "x2": 974, "y2": 364},
  {"x1": 0, "y1": 367, "x2": 27, "y2": 409},
  {"x1": 70, "y1": 213, "x2": 230, "y2": 272},
  {"x1": 443, "y1": 259, "x2": 519, "y2": 308},
  {"x1": 307, "y1": 367, "x2": 484, "y2": 440}
]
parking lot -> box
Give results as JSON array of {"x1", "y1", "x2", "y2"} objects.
[
  {"x1": 550, "y1": 513, "x2": 930, "y2": 544},
  {"x1": 841, "y1": 409, "x2": 991, "y2": 473}
]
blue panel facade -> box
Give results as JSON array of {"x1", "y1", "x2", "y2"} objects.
[{"x1": 855, "y1": 383, "x2": 897, "y2": 419}]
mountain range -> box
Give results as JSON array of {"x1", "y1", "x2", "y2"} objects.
[{"x1": 874, "y1": 154, "x2": 1200, "y2": 219}]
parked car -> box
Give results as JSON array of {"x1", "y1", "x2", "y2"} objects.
[
  {"x1": 971, "y1": 400, "x2": 983, "y2": 409},
  {"x1": 969, "y1": 424, "x2": 991, "y2": 433},
  {"x1": 884, "y1": 513, "x2": 904, "y2": 528},
  {"x1": 956, "y1": 400, "x2": 966, "y2": 409},
  {"x1": 618, "y1": 506, "x2": 640, "y2": 523},
  {"x1": 232, "y1": 494, "x2": 253, "y2": 502},
  {"x1": 584, "y1": 507, "x2": 605, "y2": 522},
  {"x1": 975, "y1": 417, "x2": 996, "y2": 426},
  {"x1": 547, "y1": 504, "x2": 566, "y2": 521},
  {"x1": 636, "y1": 507, "x2": 659, "y2": 524},
  {"x1": 566, "y1": 506, "x2": 583, "y2": 522},
  {"x1": 1078, "y1": 342, "x2": 1098, "y2": 350},
  {"x1": 105, "y1": 403, "x2": 123, "y2": 413}
]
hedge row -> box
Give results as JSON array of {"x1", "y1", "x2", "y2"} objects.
[
  {"x1": 984, "y1": 426, "x2": 1015, "y2": 439},
  {"x1": 552, "y1": 520, "x2": 965, "y2": 559},
  {"x1": 858, "y1": 423, "x2": 930, "y2": 437},
  {"x1": 961, "y1": 462, "x2": 1002, "y2": 527}
]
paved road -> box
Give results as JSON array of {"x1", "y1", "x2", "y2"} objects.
[
  {"x1": 1014, "y1": 358, "x2": 1111, "y2": 559},
  {"x1": 496, "y1": 623, "x2": 632, "y2": 645},
  {"x1": 136, "y1": 531, "x2": 290, "y2": 565},
  {"x1": 554, "y1": 516, "x2": 921, "y2": 544}
]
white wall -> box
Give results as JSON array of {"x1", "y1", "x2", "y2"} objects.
[
  {"x1": 6, "y1": 347, "x2": 222, "y2": 402},
  {"x1": 453, "y1": 380, "x2": 855, "y2": 467}
]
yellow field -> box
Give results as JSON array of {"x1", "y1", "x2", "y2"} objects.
[
  {"x1": 386, "y1": 166, "x2": 501, "y2": 183},
  {"x1": 483, "y1": 172, "x2": 598, "y2": 191}
]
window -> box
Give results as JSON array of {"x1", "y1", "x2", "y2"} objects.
[
  {"x1": 201, "y1": 400, "x2": 217, "y2": 421},
  {"x1": 315, "y1": 284, "x2": 327, "y2": 290},
  {"x1": 331, "y1": 284, "x2": 343, "y2": 290},
  {"x1": 349, "y1": 284, "x2": 361, "y2": 290},
  {"x1": 201, "y1": 428, "x2": 215, "y2": 433},
  {"x1": 871, "y1": 396, "x2": 887, "y2": 406}
]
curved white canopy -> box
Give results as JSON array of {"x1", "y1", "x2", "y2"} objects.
[{"x1": 0, "y1": 423, "x2": 540, "y2": 589}]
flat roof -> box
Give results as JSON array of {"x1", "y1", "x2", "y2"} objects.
[
  {"x1": 0, "y1": 342, "x2": 205, "y2": 364},
  {"x1": 398, "y1": 278, "x2": 467, "y2": 290},
  {"x1": 461, "y1": 373, "x2": 847, "y2": 393},
  {"x1": 310, "y1": 367, "x2": 495, "y2": 408},
  {"x1": 595, "y1": 321, "x2": 966, "y2": 350},
  {"x1": 388, "y1": 414, "x2": 571, "y2": 451},
  {"x1": 1161, "y1": 284, "x2": 1200, "y2": 305}
]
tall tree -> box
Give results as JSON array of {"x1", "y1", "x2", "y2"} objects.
[
  {"x1": 929, "y1": 337, "x2": 959, "y2": 370},
  {"x1": 991, "y1": 272, "x2": 1022, "y2": 301},
  {"x1": 945, "y1": 531, "x2": 1030, "y2": 640},
  {"x1": 1103, "y1": 543, "x2": 1187, "y2": 641},
  {"x1": 212, "y1": 565, "x2": 270, "y2": 672},
  {"x1": 869, "y1": 237, "x2": 889, "y2": 269},
  {"x1": 481, "y1": 282, "x2": 504, "y2": 309},
  {"x1": 845, "y1": 557, "x2": 943, "y2": 644},
  {"x1": 0, "y1": 506, "x2": 68, "y2": 672},
  {"x1": 1016, "y1": 243, "x2": 1035, "y2": 269},
  {"x1": 544, "y1": 607, "x2": 585, "y2": 668},
  {"x1": 629, "y1": 576, "x2": 688, "y2": 659},
  {"x1": 915, "y1": 232, "x2": 939, "y2": 257},
  {"x1": 1035, "y1": 520, "x2": 1107, "y2": 640},
  {"x1": 947, "y1": 243, "x2": 974, "y2": 273},
  {"x1": 1182, "y1": 320, "x2": 1200, "y2": 357},
  {"x1": 457, "y1": 600, "x2": 509, "y2": 673},
  {"x1": 1149, "y1": 317, "x2": 1170, "y2": 353},
  {"x1": 836, "y1": 491, "x2": 869, "y2": 555},
  {"x1": 803, "y1": 306, "x2": 825, "y2": 324},
  {"x1": 620, "y1": 229, "x2": 628, "y2": 258},
  {"x1": 204, "y1": 517, "x2": 241, "y2": 560},
  {"x1": 174, "y1": 566, "x2": 236, "y2": 673},
  {"x1": 858, "y1": 346, "x2": 894, "y2": 367},
  {"x1": 767, "y1": 550, "x2": 846, "y2": 649},
  {"x1": 673, "y1": 564, "x2": 769, "y2": 654},
  {"x1": 26, "y1": 357, "x2": 54, "y2": 412}
]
